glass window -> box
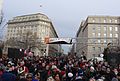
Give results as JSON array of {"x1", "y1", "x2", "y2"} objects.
[
  {"x1": 93, "y1": 39, "x2": 96, "y2": 43},
  {"x1": 98, "y1": 26, "x2": 101, "y2": 31},
  {"x1": 98, "y1": 47, "x2": 101, "y2": 51},
  {"x1": 115, "y1": 27, "x2": 118, "y2": 31},
  {"x1": 93, "y1": 47, "x2": 95, "y2": 51},
  {"x1": 109, "y1": 40, "x2": 112, "y2": 43},
  {"x1": 98, "y1": 33, "x2": 101, "y2": 37},
  {"x1": 104, "y1": 34, "x2": 107, "y2": 37},
  {"x1": 98, "y1": 40, "x2": 101, "y2": 43},
  {"x1": 93, "y1": 19, "x2": 95, "y2": 22},
  {"x1": 104, "y1": 40, "x2": 107, "y2": 43},
  {"x1": 99, "y1": 18, "x2": 101, "y2": 22},
  {"x1": 109, "y1": 27, "x2": 112, "y2": 31},
  {"x1": 104, "y1": 19, "x2": 106, "y2": 23},
  {"x1": 93, "y1": 27, "x2": 95, "y2": 30},
  {"x1": 110, "y1": 34, "x2": 112, "y2": 37},
  {"x1": 92, "y1": 33, "x2": 95, "y2": 37},
  {"x1": 115, "y1": 20, "x2": 117, "y2": 23},
  {"x1": 115, "y1": 34, "x2": 118, "y2": 38},
  {"x1": 109, "y1": 19, "x2": 112, "y2": 23},
  {"x1": 104, "y1": 26, "x2": 107, "y2": 31}
]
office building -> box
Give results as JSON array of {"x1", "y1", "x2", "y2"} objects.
[
  {"x1": 76, "y1": 16, "x2": 120, "y2": 59},
  {"x1": 5, "y1": 13, "x2": 60, "y2": 56}
]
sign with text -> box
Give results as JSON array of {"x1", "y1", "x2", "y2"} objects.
[{"x1": 45, "y1": 37, "x2": 72, "y2": 44}]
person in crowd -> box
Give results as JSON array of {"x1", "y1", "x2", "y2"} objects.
[
  {"x1": 5, "y1": 61, "x2": 15, "y2": 73},
  {"x1": 0, "y1": 52, "x2": 120, "y2": 81},
  {"x1": 26, "y1": 73, "x2": 33, "y2": 81},
  {"x1": 104, "y1": 67, "x2": 112, "y2": 81},
  {"x1": 117, "y1": 72, "x2": 120, "y2": 81},
  {"x1": 66, "y1": 72, "x2": 74, "y2": 81},
  {"x1": 34, "y1": 72, "x2": 41, "y2": 81},
  {"x1": 0, "y1": 70, "x2": 16, "y2": 81},
  {"x1": 17, "y1": 60, "x2": 29, "y2": 79},
  {"x1": 53, "y1": 72, "x2": 61, "y2": 81}
]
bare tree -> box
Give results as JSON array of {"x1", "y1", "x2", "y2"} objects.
[
  {"x1": 5, "y1": 37, "x2": 20, "y2": 48},
  {"x1": 0, "y1": 40, "x2": 4, "y2": 48},
  {"x1": 4, "y1": 30, "x2": 45, "y2": 55},
  {"x1": 0, "y1": 11, "x2": 3, "y2": 25}
]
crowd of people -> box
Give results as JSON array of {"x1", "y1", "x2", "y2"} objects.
[{"x1": 0, "y1": 54, "x2": 120, "y2": 81}]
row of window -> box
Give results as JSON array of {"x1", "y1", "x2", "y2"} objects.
[
  {"x1": 92, "y1": 47, "x2": 101, "y2": 51},
  {"x1": 8, "y1": 26, "x2": 37, "y2": 30},
  {"x1": 92, "y1": 19, "x2": 118, "y2": 23},
  {"x1": 92, "y1": 39, "x2": 115, "y2": 43},
  {"x1": 93, "y1": 26, "x2": 118, "y2": 31},
  {"x1": 8, "y1": 28, "x2": 37, "y2": 33},
  {"x1": 8, "y1": 23, "x2": 49, "y2": 31},
  {"x1": 7, "y1": 29, "x2": 49, "y2": 38},
  {"x1": 92, "y1": 33, "x2": 118, "y2": 37}
]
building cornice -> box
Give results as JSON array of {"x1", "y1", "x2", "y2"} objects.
[{"x1": 7, "y1": 19, "x2": 50, "y2": 24}]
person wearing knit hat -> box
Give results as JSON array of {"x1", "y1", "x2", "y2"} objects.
[
  {"x1": 68, "y1": 72, "x2": 73, "y2": 78},
  {"x1": 66, "y1": 72, "x2": 74, "y2": 81},
  {"x1": 47, "y1": 76, "x2": 55, "y2": 81},
  {"x1": 90, "y1": 66, "x2": 95, "y2": 72},
  {"x1": 75, "y1": 68, "x2": 84, "y2": 81}
]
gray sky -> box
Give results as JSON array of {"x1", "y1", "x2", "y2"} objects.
[{"x1": 3, "y1": 0, "x2": 120, "y2": 53}]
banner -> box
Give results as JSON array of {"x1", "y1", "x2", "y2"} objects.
[{"x1": 44, "y1": 37, "x2": 72, "y2": 44}]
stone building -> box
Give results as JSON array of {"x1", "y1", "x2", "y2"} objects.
[
  {"x1": 5, "y1": 13, "x2": 61, "y2": 56},
  {"x1": 76, "y1": 16, "x2": 120, "y2": 59}
]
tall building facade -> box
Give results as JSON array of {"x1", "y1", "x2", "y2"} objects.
[
  {"x1": 76, "y1": 16, "x2": 120, "y2": 59},
  {"x1": 5, "y1": 13, "x2": 60, "y2": 56}
]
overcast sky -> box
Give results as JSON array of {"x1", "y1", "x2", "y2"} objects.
[{"x1": 2, "y1": 0, "x2": 120, "y2": 53}]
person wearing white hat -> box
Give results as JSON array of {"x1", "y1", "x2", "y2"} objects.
[
  {"x1": 66, "y1": 72, "x2": 74, "y2": 81},
  {"x1": 68, "y1": 72, "x2": 73, "y2": 78}
]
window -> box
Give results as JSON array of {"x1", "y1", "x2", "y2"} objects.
[
  {"x1": 99, "y1": 18, "x2": 101, "y2": 22},
  {"x1": 104, "y1": 26, "x2": 107, "y2": 31},
  {"x1": 93, "y1": 27, "x2": 95, "y2": 30},
  {"x1": 109, "y1": 19, "x2": 112, "y2": 23},
  {"x1": 115, "y1": 20, "x2": 117, "y2": 23},
  {"x1": 98, "y1": 26, "x2": 101, "y2": 31},
  {"x1": 109, "y1": 40, "x2": 112, "y2": 43},
  {"x1": 104, "y1": 19, "x2": 106, "y2": 23},
  {"x1": 98, "y1": 33, "x2": 101, "y2": 37},
  {"x1": 93, "y1": 39, "x2": 96, "y2": 43},
  {"x1": 115, "y1": 34, "x2": 118, "y2": 38},
  {"x1": 115, "y1": 27, "x2": 118, "y2": 31},
  {"x1": 104, "y1": 34, "x2": 107, "y2": 37},
  {"x1": 98, "y1": 47, "x2": 101, "y2": 51},
  {"x1": 92, "y1": 33, "x2": 95, "y2": 37},
  {"x1": 109, "y1": 27, "x2": 112, "y2": 31},
  {"x1": 93, "y1": 19, "x2": 95, "y2": 22},
  {"x1": 93, "y1": 47, "x2": 95, "y2": 51},
  {"x1": 104, "y1": 40, "x2": 107, "y2": 43},
  {"x1": 98, "y1": 40, "x2": 101, "y2": 43},
  {"x1": 110, "y1": 34, "x2": 112, "y2": 37}
]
